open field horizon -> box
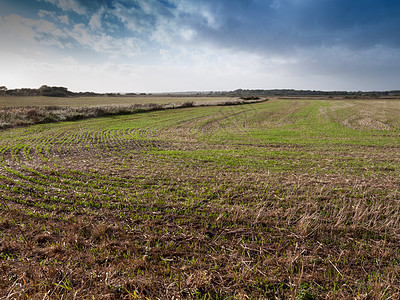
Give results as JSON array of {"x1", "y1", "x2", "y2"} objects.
[
  {"x1": 0, "y1": 96, "x2": 238, "y2": 107},
  {"x1": 1, "y1": 93, "x2": 399, "y2": 107},
  {"x1": 1, "y1": 98, "x2": 400, "y2": 298}
]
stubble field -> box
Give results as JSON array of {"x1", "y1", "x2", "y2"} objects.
[{"x1": 1, "y1": 98, "x2": 400, "y2": 299}]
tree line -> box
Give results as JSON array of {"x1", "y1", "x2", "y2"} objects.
[{"x1": 223, "y1": 89, "x2": 400, "y2": 98}]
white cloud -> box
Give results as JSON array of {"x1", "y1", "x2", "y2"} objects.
[
  {"x1": 89, "y1": 10, "x2": 102, "y2": 30},
  {"x1": 0, "y1": 11, "x2": 142, "y2": 58},
  {"x1": 112, "y1": 3, "x2": 154, "y2": 33},
  {"x1": 180, "y1": 29, "x2": 195, "y2": 41},
  {"x1": 68, "y1": 23, "x2": 143, "y2": 57},
  {"x1": 0, "y1": 45, "x2": 283, "y2": 92},
  {"x1": 38, "y1": 10, "x2": 54, "y2": 19},
  {"x1": 271, "y1": 0, "x2": 282, "y2": 9},
  {"x1": 2, "y1": 39, "x2": 400, "y2": 93},
  {"x1": 70, "y1": 23, "x2": 91, "y2": 45},
  {"x1": 59, "y1": 15, "x2": 70, "y2": 25},
  {"x1": 42, "y1": 0, "x2": 86, "y2": 15},
  {"x1": 0, "y1": 14, "x2": 67, "y2": 48}
]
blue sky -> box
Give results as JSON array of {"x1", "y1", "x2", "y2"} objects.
[{"x1": 1, "y1": 0, "x2": 400, "y2": 92}]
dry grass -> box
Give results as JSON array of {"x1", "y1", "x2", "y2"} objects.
[
  {"x1": 0, "y1": 96, "x2": 235, "y2": 107},
  {"x1": 0, "y1": 98, "x2": 264, "y2": 130}
]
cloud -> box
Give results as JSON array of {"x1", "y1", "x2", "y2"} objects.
[
  {"x1": 66, "y1": 22, "x2": 143, "y2": 57},
  {"x1": 170, "y1": 0, "x2": 400, "y2": 54},
  {"x1": 0, "y1": 14, "x2": 68, "y2": 49},
  {"x1": 38, "y1": 10, "x2": 54, "y2": 19},
  {"x1": 38, "y1": 10, "x2": 69, "y2": 25},
  {"x1": 0, "y1": 12, "x2": 143, "y2": 59},
  {"x1": 0, "y1": 49, "x2": 289, "y2": 92},
  {"x1": 111, "y1": 2, "x2": 156, "y2": 33},
  {"x1": 89, "y1": 9, "x2": 102, "y2": 30},
  {"x1": 42, "y1": 0, "x2": 86, "y2": 15},
  {"x1": 2, "y1": 0, "x2": 400, "y2": 92},
  {"x1": 5, "y1": 0, "x2": 400, "y2": 58},
  {"x1": 59, "y1": 15, "x2": 70, "y2": 24}
]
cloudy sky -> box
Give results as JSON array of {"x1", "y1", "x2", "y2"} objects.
[{"x1": 1, "y1": 0, "x2": 400, "y2": 93}]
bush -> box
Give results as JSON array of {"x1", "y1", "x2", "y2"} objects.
[{"x1": 181, "y1": 101, "x2": 194, "y2": 108}]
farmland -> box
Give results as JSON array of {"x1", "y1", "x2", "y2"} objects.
[
  {"x1": 0, "y1": 95, "x2": 233, "y2": 107},
  {"x1": 1, "y1": 98, "x2": 400, "y2": 299}
]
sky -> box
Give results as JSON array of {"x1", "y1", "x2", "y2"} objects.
[{"x1": 0, "y1": 0, "x2": 400, "y2": 93}]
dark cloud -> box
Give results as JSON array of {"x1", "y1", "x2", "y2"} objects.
[
  {"x1": 177, "y1": 0, "x2": 400, "y2": 53},
  {"x1": 291, "y1": 0, "x2": 400, "y2": 48}
]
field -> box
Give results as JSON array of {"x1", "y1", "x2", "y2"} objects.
[
  {"x1": 0, "y1": 96, "x2": 251, "y2": 130},
  {"x1": 0, "y1": 96, "x2": 233, "y2": 107},
  {"x1": 1, "y1": 98, "x2": 400, "y2": 299}
]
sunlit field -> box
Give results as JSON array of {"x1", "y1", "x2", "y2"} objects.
[{"x1": 1, "y1": 98, "x2": 400, "y2": 299}]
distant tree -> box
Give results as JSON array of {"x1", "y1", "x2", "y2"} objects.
[
  {"x1": 39, "y1": 85, "x2": 72, "y2": 97},
  {"x1": 0, "y1": 86, "x2": 7, "y2": 91}
]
